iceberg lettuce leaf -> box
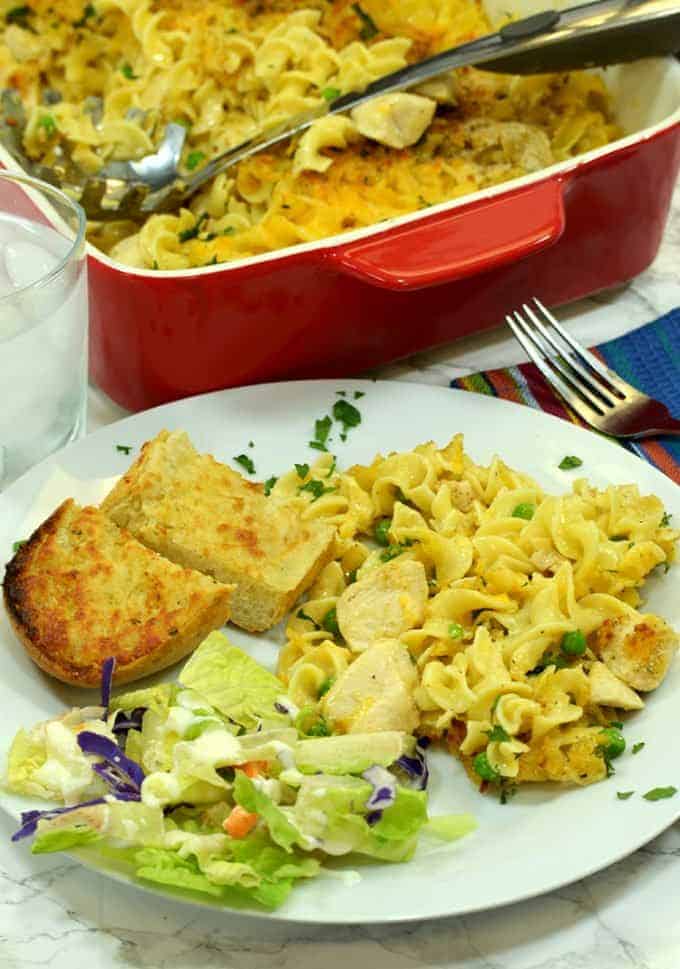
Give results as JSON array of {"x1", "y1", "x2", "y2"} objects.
[{"x1": 178, "y1": 632, "x2": 288, "y2": 729}]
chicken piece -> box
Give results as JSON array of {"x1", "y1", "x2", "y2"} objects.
[
  {"x1": 415, "y1": 74, "x2": 457, "y2": 105},
  {"x1": 322, "y1": 639, "x2": 418, "y2": 734},
  {"x1": 587, "y1": 661, "x2": 644, "y2": 711},
  {"x1": 449, "y1": 480, "x2": 475, "y2": 513},
  {"x1": 593, "y1": 614, "x2": 678, "y2": 692},
  {"x1": 336, "y1": 558, "x2": 429, "y2": 653},
  {"x1": 351, "y1": 93, "x2": 436, "y2": 150}
]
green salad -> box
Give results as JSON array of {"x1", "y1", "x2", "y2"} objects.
[{"x1": 4, "y1": 632, "x2": 475, "y2": 910}]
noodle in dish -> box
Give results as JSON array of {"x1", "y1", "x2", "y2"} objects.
[{"x1": 0, "y1": 0, "x2": 621, "y2": 269}]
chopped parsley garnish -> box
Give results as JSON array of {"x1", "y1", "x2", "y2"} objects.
[
  {"x1": 347, "y1": 568, "x2": 358, "y2": 584},
  {"x1": 352, "y1": 2, "x2": 378, "y2": 41},
  {"x1": 661, "y1": 512, "x2": 672, "y2": 527},
  {"x1": 263, "y1": 476, "x2": 278, "y2": 496},
  {"x1": 186, "y1": 150, "x2": 205, "y2": 171},
  {"x1": 511, "y1": 502, "x2": 535, "y2": 521},
  {"x1": 317, "y1": 676, "x2": 334, "y2": 698},
  {"x1": 379, "y1": 539, "x2": 414, "y2": 562},
  {"x1": 5, "y1": 5, "x2": 32, "y2": 27},
  {"x1": 233, "y1": 453, "x2": 255, "y2": 475},
  {"x1": 115, "y1": 444, "x2": 132, "y2": 455},
  {"x1": 295, "y1": 462, "x2": 309, "y2": 479},
  {"x1": 178, "y1": 212, "x2": 208, "y2": 243},
  {"x1": 37, "y1": 114, "x2": 57, "y2": 137},
  {"x1": 354, "y1": 391, "x2": 365, "y2": 399},
  {"x1": 321, "y1": 86, "x2": 340, "y2": 102},
  {"x1": 325, "y1": 457, "x2": 336, "y2": 478},
  {"x1": 610, "y1": 721, "x2": 624, "y2": 730},
  {"x1": 299, "y1": 479, "x2": 334, "y2": 501},
  {"x1": 73, "y1": 3, "x2": 95, "y2": 27},
  {"x1": 332, "y1": 398, "x2": 361, "y2": 441},
  {"x1": 321, "y1": 606, "x2": 339, "y2": 637},
  {"x1": 558, "y1": 455, "x2": 583, "y2": 470},
  {"x1": 617, "y1": 791, "x2": 634, "y2": 800},
  {"x1": 448, "y1": 623, "x2": 464, "y2": 639},
  {"x1": 485, "y1": 724, "x2": 510, "y2": 743},
  {"x1": 120, "y1": 62, "x2": 137, "y2": 80},
  {"x1": 12, "y1": 540, "x2": 25, "y2": 554},
  {"x1": 527, "y1": 650, "x2": 568, "y2": 675},
  {"x1": 336, "y1": 390, "x2": 347, "y2": 397},
  {"x1": 472, "y1": 751, "x2": 499, "y2": 782},
  {"x1": 248, "y1": 440, "x2": 254, "y2": 448},
  {"x1": 374, "y1": 518, "x2": 391, "y2": 547},
  {"x1": 632, "y1": 742, "x2": 645, "y2": 755},
  {"x1": 309, "y1": 415, "x2": 332, "y2": 452},
  {"x1": 643, "y1": 786, "x2": 677, "y2": 801},
  {"x1": 297, "y1": 608, "x2": 321, "y2": 629}
]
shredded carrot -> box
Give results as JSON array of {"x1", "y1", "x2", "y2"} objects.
[
  {"x1": 237, "y1": 760, "x2": 268, "y2": 778},
  {"x1": 224, "y1": 805, "x2": 258, "y2": 838}
]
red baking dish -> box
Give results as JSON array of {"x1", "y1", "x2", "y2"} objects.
[{"x1": 4, "y1": 58, "x2": 680, "y2": 412}]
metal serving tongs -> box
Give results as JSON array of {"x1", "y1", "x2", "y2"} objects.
[{"x1": 2, "y1": 0, "x2": 678, "y2": 221}]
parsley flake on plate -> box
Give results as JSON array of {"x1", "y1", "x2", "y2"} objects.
[
  {"x1": 12, "y1": 540, "x2": 25, "y2": 554},
  {"x1": 321, "y1": 87, "x2": 340, "y2": 102},
  {"x1": 234, "y1": 453, "x2": 255, "y2": 475},
  {"x1": 309, "y1": 415, "x2": 332, "y2": 452},
  {"x1": 485, "y1": 725, "x2": 510, "y2": 743},
  {"x1": 616, "y1": 791, "x2": 634, "y2": 800},
  {"x1": 263, "y1": 476, "x2": 278, "y2": 496},
  {"x1": 332, "y1": 399, "x2": 361, "y2": 442},
  {"x1": 295, "y1": 462, "x2": 309, "y2": 479},
  {"x1": 115, "y1": 444, "x2": 132, "y2": 455},
  {"x1": 558, "y1": 455, "x2": 583, "y2": 470},
  {"x1": 632, "y1": 742, "x2": 645, "y2": 755},
  {"x1": 643, "y1": 786, "x2": 677, "y2": 801}
]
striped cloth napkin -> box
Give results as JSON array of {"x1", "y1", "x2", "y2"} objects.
[{"x1": 451, "y1": 307, "x2": 680, "y2": 485}]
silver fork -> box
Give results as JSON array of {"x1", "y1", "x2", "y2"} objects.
[{"x1": 505, "y1": 298, "x2": 680, "y2": 439}]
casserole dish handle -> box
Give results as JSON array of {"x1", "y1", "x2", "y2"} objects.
[{"x1": 326, "y1": 177, "x2": 566, "y2": 291}]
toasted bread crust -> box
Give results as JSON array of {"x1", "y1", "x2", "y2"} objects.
[
  {"x1": 101, "y1": 430, "x2": 335, "y2": 631},
  {"x1": 3, "y1": 500, "x2": 233, "y2": 687}
]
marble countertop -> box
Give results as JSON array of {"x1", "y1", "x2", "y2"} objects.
[{"x1": 1, "y1": 184, "x2": 679, "y2": 969}]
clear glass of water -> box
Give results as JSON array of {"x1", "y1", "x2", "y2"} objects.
[{"x1": 0, "y1": 171, "x2": 87, "y2": 487}]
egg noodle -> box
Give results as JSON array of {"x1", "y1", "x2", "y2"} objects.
[
  {"x1": 274, "y1": 437, "x2": 678, "y2": 797},
  {"x1": 0, "y1": 0, "x2": 621, "y2": 269}
]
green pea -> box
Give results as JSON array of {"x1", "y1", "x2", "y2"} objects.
[
  {"x1": 473, "y1": 751, "x2": 500, "y2": 782},
  {"x1": 512, "y1": 503, "x2": 535, "y2": 520},
  {"x1": 561, "y1": 629, "x2": 586, "y2": 655},
  {"x1": 600, "y1": 727, "x2": 626, "y2": 760},
  {"x1": 374, "y1": 518, "x2": 391, "y2": 547}
]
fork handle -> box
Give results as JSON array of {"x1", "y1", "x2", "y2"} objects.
[{"x1": 624, "y1": 410, "x2": 680, "y2": 439}]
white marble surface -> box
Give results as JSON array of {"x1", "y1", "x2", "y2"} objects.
[{"x1": 0, "y1": 184, "x2": 679, "y2": 969}]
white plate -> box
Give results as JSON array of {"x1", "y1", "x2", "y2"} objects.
[{"x1": 0, "y1": 380, "x2": 678, "y2": 925}]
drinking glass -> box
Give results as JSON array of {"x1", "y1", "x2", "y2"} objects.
[{"x1": 0, "y1": 171, "x2": 87, "y2": 487}]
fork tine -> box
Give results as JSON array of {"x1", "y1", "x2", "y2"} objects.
[
  {"x1": 521, "y1": 302, "x2": 617, "y2": 407},
  {"x1": 508, "y1": 311, "x2": 610, "y2": 415},
  {"x1": 531, "y1": 298, "x2": 636, "y2": 398},
  {"x1": 505, "y1": 313, "x2": 604, "y2": 426}
]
